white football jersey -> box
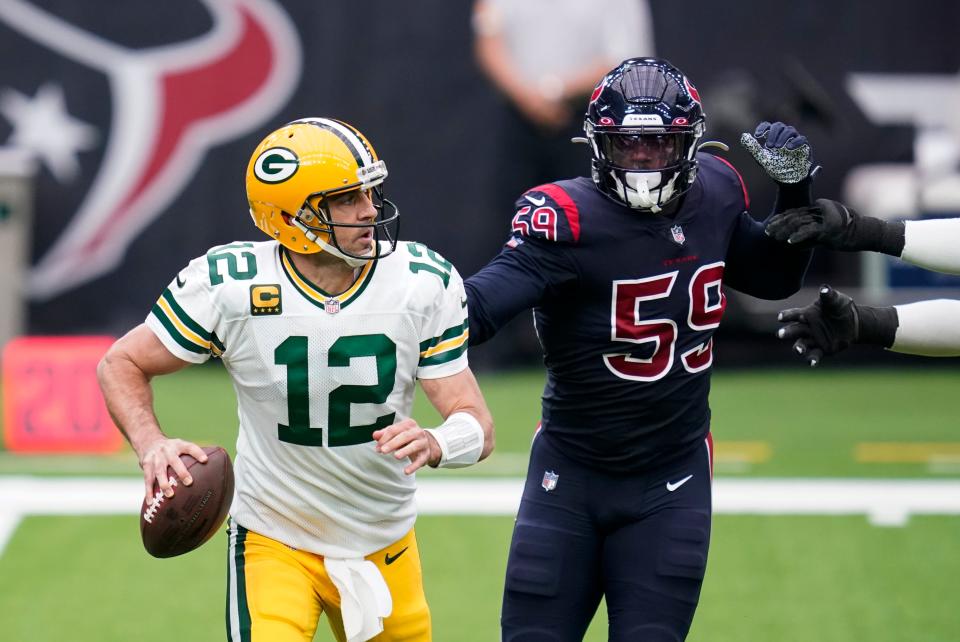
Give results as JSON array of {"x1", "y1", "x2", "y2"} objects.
[{"x1": 146, "y1": 240, "x2": 469, "y2": 557}]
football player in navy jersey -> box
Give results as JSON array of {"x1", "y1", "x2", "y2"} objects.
[{"x1": 465, "y1": 58, "x2": 815, "y2": 641}]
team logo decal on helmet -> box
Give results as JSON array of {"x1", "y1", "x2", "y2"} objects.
[
  {"x1": 253, "y1": 147, "x2": 299, "y2": 183},
  {"x1": 583, "y1": 57, "x2": 706, "y2": 213}
]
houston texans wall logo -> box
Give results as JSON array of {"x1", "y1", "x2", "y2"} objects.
[{"x1": 0, "y1": 0, "x2": 301, "y2": 299}]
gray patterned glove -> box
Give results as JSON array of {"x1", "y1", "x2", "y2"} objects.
[{"x1": 740, "y1": 121, "x2": 813, "y2": 184}]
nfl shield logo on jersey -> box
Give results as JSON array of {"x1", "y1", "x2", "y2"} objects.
[
  {"x1": 541, "y1": 470, "x2": 559, "y2": 492},
  {"x1": 670, "y1": 225, "x2": 686, "y2": 246},
  {"x1": 324, "y1": 298, "x2": 341, "y2": 315}
]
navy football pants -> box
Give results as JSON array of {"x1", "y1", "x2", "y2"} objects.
[{"x1": 501, "y1": 432, "x2": 713, "y2": 642}]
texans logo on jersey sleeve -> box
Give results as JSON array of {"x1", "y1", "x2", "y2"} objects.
[{"x1": 0, "y1": 0, "x2": 301, "y2": 300}]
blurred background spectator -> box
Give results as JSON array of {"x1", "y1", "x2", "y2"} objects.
[{"x1": 471, "y1": 0, "x2": 655, "y2": 211}]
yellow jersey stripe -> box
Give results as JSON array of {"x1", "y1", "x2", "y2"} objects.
[
  {"x1": 420, "y1": 330, "x2": 469, "y2": 359},
  {"x1": 156, "y1": 297, "x2": 210, "y2": 350},
  {"x1": 280, "y1": 249, "x2": 374, "y2": 304}
]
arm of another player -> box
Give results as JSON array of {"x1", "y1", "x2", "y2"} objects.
[
  {"x1": 97, "y1": 324, "x2": 210, "y2": 501},
  {"x1": 768, "y1": 200, "x2": 960, "y2": 276},
  {"x1": 466, "y1": 236, "x2": 579, "y2": 344},
  {"x1": 373, "y1": 368, "x2": 495, "y2": 475},
  {"x1": 777, "y1": 286, "x2": 960, "y2": 365}
]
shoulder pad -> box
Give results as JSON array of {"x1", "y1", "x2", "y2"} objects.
[
  {"x1": 400, "y1": 240, "x2": 460, "y2": 290},
  {"x1": 509, "y1": 183, "x2": 581, "y2": 243},
  {"x1": 698, "y1": 153, "x2": 750, "y2": 209}
]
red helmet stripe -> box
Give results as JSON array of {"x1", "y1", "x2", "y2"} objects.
[
  {"x1": 589, "y1": 80, "x2": 605, "y2": 104},
  {"x1": 684, "y1": 76, "x2": 701, "y2": 105}
]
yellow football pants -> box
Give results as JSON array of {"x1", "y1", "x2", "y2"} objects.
[{"x1": 226, "y1": 521, "x2": 431, "y2": 642}]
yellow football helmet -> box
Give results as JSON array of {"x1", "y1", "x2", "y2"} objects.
[{"x1": 245, "y1": 117, "x2": 399, "y2": 266}]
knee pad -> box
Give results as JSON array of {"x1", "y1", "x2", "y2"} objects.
[
  {"x1": 656, "y1": 510, "x2": 710, "y2": 583},
  {"x1": 504, "y1": 525, "x2": 562, "y2": 598}
]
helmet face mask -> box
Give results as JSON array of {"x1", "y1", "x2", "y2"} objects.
[
  {"x1": 246, "y1": 118, "x2": 399, "y2": 266},
  {"x1": 294, "y1": 175, "x2": 399, "y2": 265},
  {"x1": 584, "y1": 58, "x2": 705, "y2": 213}
]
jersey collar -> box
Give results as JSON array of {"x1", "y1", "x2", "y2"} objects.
[{"x1": 278, "y1": 246, "x2": 378, "y2": 311}]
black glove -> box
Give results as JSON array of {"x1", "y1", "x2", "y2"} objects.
[
  {"x1": 766, "y1": 198, "x2": 906, "y2": 254},
  {"x1": 777, "y1": 285, "x2": 899, "y2": 366},
  {"x1": 740, "y1": 121, "x2": 814, "y2": 184}
]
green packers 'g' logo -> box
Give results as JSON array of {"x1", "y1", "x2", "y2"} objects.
[{"x1": 253, "y1": 147, "x2": 299, "y2": 183}]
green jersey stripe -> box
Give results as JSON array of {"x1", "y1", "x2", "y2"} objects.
[
  {"x1": 151, "y1": 305, "x2": 209, "y2": 354},
  {"x1": 419, "y1": 319, "x2": 469, "y2": 352},
  {"x1": 419, "y1": 342, "x2": 467, "y2": 367},
  {"x1": 228, "y1": 522, "x2": 252, "y2": 642},
  {"x1": 160, "y1": 289, "x2": 211, "y2": 340}
]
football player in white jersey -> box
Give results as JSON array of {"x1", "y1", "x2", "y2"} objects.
[{"x1": 97, "y1": 117, "x2": 495, "y2": 642}]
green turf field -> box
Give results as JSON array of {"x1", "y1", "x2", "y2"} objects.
[{"x1": 1, "y1": 365, "x2": 959, "y2": 641}]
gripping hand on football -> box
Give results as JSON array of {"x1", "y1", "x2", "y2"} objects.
[
  {"x1": 765, "y1": 198, "x2": 906, "y2": 254},
  {"x1": 740, "y1": 121, "x2": 814, "y2": 184},
  {"x1": 137, "y1": 436, "x2": 208, "y2": 504}
]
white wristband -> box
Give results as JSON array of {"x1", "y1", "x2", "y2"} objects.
[{"x1": 425, "y1": 412, "x2": 484, "y2": 469}]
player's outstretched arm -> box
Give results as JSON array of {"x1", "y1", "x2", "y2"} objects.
[
  {"x1": 776, "y1": 286, "x2": 898, "y2": 366},
  {"x1": 886, "y1": 299, "x2": 960, "y2": 356},
  {"x1": 767, "y1": 200, "x2": 960, "y2": 275},
  {"x1": 97, "y1": 324, "x2": 208, "y2": 501},
  {"x1": 374, "y1": 368, "x2": 494, "y2": 475},
  {"x1": 778, "y1": 287, "x2": 960, "y2": 362},
  {"x1": 900, "y1": 218, "x2": 960, "y2": 275},
  {"x1": 765, "y1": 198, "x2": 906, "y2": 254}
]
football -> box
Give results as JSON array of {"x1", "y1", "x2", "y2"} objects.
[{"x1": 139, "y1": 445, "x2": 234, "y2": 558}]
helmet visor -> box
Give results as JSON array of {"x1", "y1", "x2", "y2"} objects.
[{"x1": 599, "y1": 132, "x2": 688, "y2": 171}]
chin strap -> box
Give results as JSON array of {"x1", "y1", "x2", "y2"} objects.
[{"x1": 291, "y1": 218, "x2": 371, "y2": 268}]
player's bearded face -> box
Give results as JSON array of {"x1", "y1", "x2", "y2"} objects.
[
  {"x1": 606, "y1": 133, "x2": 682, "y2": 170},
  {"x1": 324, "y1": 189, "x2": 378, "y2": 256}
]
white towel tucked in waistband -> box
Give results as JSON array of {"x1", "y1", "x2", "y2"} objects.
[{"x1": 325, "y1": 557, "x2": 393, "y2": 642}]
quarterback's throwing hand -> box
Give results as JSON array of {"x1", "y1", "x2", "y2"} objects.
[
  {"x1": 777, "y1": 286, "x2": 860, "y2": 367},
  {"x1": 137, "y1": 437, "x2": 209, "y2": 503},
  {"x1": 740, "y1": 121, "x2": 813, "y2": 184},
  {"x1": 374, "y1": 418, "x2": 442, "y2": 475}
]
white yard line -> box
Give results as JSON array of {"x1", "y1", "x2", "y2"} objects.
[
  {"x1": 2, "y1": 477, "x2": 960, "y2": 555},
  {"x1": 0, "y1": 511, "x2": 22, "y2": 556}
]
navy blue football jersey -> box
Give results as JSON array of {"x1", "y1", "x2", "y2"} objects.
[{"x1": 465, "y1": 153, "x2": 811, "y2": 471}]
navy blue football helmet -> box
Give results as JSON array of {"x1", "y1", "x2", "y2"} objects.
[{"x1": 584, "y1": 58, "x2": 705, "y2": 212}]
